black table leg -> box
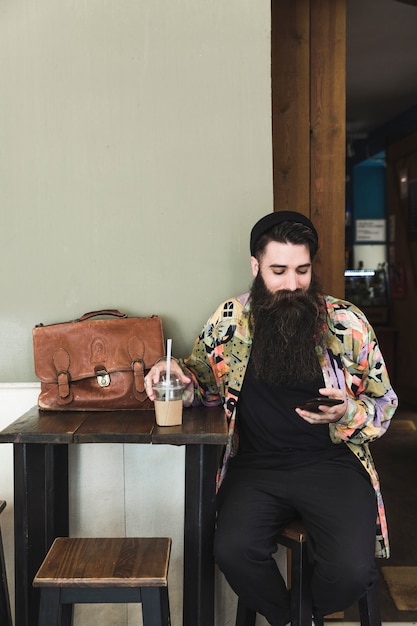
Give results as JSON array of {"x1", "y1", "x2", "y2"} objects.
[
  {"x1": 183, "y1": 444, "x2": 218, "y2": 626},
  {"x1": 13, "y1": 443, "x2": 69, "y2": 626}
]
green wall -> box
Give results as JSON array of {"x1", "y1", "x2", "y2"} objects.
[{"x1": 0, "y1": 0, "x2": 273, "y2": 382}]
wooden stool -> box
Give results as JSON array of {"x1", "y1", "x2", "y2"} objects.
[
  {"x1": 0, "y1": 501, "x2": 12, "y2": 626},
  {"x1": 33, "y1": 537, "x2": 171, "y2": 626},
  {"x1": 235, "y1": 519, "x2": 381, "y2": 626}
]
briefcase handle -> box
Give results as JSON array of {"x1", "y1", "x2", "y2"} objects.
[{"x1": 77, "y1": 309, "x2": 128, "y2": 322}]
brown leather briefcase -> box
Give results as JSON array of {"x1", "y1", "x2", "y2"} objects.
[{"x1": 33, "y1": 309, "x2": 164, "y2": 410}]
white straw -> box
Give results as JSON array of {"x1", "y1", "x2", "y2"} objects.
[{"x1": 165, "y1": 338, "x2": 172, "y2": 401}]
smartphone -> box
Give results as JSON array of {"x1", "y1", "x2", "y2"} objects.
[{"x1": 295, "y1": 397, "x2": 344, "y2": 412}]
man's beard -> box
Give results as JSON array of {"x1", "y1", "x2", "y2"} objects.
[{"x1": 249, "y1": 273, "x2": 326, "y2": 385}]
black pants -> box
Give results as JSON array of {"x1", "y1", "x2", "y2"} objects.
[{"x1": 214, "y1": 455, "x2": 378, "y2": 626}]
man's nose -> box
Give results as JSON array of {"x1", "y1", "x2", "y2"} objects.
[{"x1": 283, "y1": 273, "x2": 298, "y2": 291}]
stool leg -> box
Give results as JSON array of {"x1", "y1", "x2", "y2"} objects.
[
  {"x1": 38, "y1": 588, "x2": 61, "y2": 626},
  {"x1": 289, "y1": 543, "x2": 313, "y2": 626},
  {"x1": 358, "y1": 583, "x2": 381, "y2": 626},
  {"x1": 0, "y1": 523, "x2": 12, "y2": 626},
  {"x1": 141, "y1": 587, "x2": 171, "y2": 626},
  {"x1": 236, "y1": 598, "x2": 257, "y2": 626}
]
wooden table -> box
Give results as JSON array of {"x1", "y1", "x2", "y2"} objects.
[{"x1": 0, "y1": 405, "x2": 228, "y2": 626}]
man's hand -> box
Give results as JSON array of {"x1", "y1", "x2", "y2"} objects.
[
  {"x1": 144, "y1": 358, "x2": 191, "y2": 402},
  {"x1": 294, "y1": 388, "x2": 347, "y2": 424}
]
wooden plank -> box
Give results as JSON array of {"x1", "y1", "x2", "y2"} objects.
[
  {"x1": 152, "y1": 405, "x2": 228, "y2": 445},
  {"x1": 310, "y1": 0, "x2": 346, "y2": 297},
  {"x1": 271, "y1": 0, "x2": 346, "y2": 297},
  {"x1": 0, "y1": 406, "x2": 87, "y2": 443},
  {"x1": 72, "y1": 405, "x2": 227, "y2": 444},
  {"x1": 73, "y1": 410, "x2": 154, "y2": 443},
  {"x1": 271, "y1": 0, "x2": 311, "y2": 214}
]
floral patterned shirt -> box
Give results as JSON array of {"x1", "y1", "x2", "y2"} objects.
[{"x1": 181, "y1": 293, "x2": 398, "y2": 558}]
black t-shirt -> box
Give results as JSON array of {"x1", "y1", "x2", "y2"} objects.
[{"x1": 234, "y1": 357, "x2": 349, "y2": 469}]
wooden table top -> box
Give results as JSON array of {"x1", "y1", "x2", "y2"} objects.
[{"x1": 0, "y1": 405, "x2": 228, "y2": 445}]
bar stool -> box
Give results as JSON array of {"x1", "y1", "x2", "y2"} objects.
[
  {"x1": 33, "y1": 536, "x2": 171, "y2": 626},
  {"x1": 0, "y1": 501, "x2": 12, "y2": 626},
  {"x1": 235, "y1": 519, "x2": 381, "y2": 626}
]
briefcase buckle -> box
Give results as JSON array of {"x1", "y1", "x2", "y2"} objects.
[{"x1": 96, "y1": 370, "x2": 110, "y2": 387}]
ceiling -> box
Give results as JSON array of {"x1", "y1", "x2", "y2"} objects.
[{"x1": 346, "y1": 0, "x2": 417, "y2": 137}]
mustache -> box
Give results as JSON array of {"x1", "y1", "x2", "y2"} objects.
[
  {"x1": 251, "y1": 287, "x2": 323, "y2": 331},
  {"x1": 255, "y1": 287, "x2": 314, "y2": 310}
]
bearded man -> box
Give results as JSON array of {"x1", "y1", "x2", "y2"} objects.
[{"x1": 145, "y1": 211, "x2": 398, "y2": 626}]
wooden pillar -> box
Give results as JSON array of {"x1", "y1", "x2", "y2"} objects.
[{"x1": 271, "y1": 0, "x2": 346, "y2": 297}]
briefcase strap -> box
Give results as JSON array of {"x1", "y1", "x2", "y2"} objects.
[
  {"x1": 52, "y1": 348, "x2": 73, "y2": 403},
  {"x1": 128, "y1": 336, "x2": 146, "y2": 396}
]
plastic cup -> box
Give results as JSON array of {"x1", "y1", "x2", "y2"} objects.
[{"x1": 152, "y1": 374, "x2": 185, "y2": 427}]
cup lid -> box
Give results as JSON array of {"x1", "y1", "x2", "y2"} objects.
[{"x1": 152, "y1": 374, "x2": 184, "y2": 391}]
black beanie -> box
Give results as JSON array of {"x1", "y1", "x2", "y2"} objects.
[{"x1": 250, "y1": 211, "x2": 318, "y2": 256}]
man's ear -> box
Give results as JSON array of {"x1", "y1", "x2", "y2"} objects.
[{"x1": 250, "y1": 256, "x2": 259, "y2": 277}]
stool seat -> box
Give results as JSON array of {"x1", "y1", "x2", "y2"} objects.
[
  {"x1": 279, "y1": 518, "x2": 307, "y2": 543},
  {"x1": 33, "y1": 537, "x2": 171, "y2": 626}
]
